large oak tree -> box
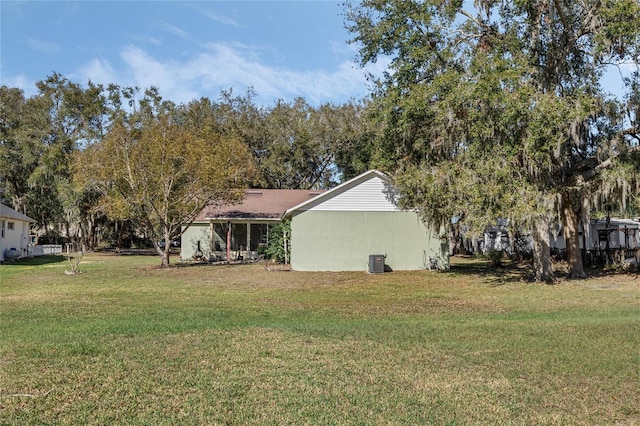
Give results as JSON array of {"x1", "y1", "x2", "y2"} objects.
[
  {"x1": 1, "y1": 74, "x2": 109, "y2": 248},
  {"x1": 346, "y1": 0, "x2": 640, "y2": 281}
]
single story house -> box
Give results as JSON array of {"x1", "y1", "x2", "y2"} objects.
[
  {"x1": 551, "y1": 217, "x2": 639, "y2": 251},
  {"x1": 181, "y1": 189, "x2": 324, "y2": 261},
  {"x1": 283, "y1": 170, "x2": 449, "y2": 271},
  {"x1": 476, "y1": 218, "x2": 513, "y2": 255},
  {"x1": 467, "y1": 217, "x2": 639, "y2": 257},
  {"x1": 0, "y1": 203, "x2": 35, "y2": 261}
]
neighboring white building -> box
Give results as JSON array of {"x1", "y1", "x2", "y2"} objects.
[
  {"x1": 479, "y1": 219, "x2": 513, "y2": 254},
  {"x1": 551, "y1": 218, "x2": 639, "y2": 251},
  {"x1": 473, "y1": 217, "x2": 639, "y2": 256},
  {"x1": 0, "y1": 203, "x2": 35, "y2": 261}
]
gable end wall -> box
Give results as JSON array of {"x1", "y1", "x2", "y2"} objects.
[
  {"x1": 301, "y1": 176, "x2": 400, "y2": 212},
  {"x1": 290, "y1": 210, "x2": 447, "y2": 271}
]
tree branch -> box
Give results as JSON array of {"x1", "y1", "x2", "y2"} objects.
[{"x1": 571, "y1": 140, "x2": 640, "y2": 185}]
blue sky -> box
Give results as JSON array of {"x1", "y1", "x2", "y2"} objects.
[
  {"x1": 1, "y1": 1, "x2": 386, "y2": 106},
  {"x1": 0, "y1": 1, "x2": 630, "y2": 107}
]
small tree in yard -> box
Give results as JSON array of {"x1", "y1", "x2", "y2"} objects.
[
  {"x1": 65, "y1": 250, "x2": 84, "y2": 275},
  {"x1": 77, "y1": 91, "x2": 254, "y2": 267}
]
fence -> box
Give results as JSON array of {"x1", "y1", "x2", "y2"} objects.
[{"x1": 30, "y1": 244, "x2": 63, "y2": 256}]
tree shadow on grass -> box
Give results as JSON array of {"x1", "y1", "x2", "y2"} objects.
[
  {"x1": 1, "y1": 255, "x2": 66, "y2": 266},
  {"x1": 95, "y1": 248, "x2": 159, "y2": 256},
  {"x1": 450, "y1": 255, "x2": 639, "y2": 286},
  {"x1": 449, "y1": 256, "x2": 534, "y2": 285},
  {"x1": 574, "y1": 266, "x2": 639, "y2": 280},
  {"x1": 451, "y1": 257, "x2": 576, "y2": 286}
]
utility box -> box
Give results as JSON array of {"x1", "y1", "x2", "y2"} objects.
[{"x1": 368, "y1": 254, "x2": 385, "y2": 273}]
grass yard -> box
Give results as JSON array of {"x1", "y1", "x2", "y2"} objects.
[{"x1": 1, "y1": 254, "x2": 639, "y2": 425}]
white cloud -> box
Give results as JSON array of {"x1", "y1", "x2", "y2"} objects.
[
  {"x1": 130, "y1": 35, "x2": 163, "y2": 46},
  {"x1": 4, "y1": 40, "x2": 381, "y2": 107},
  {"x1": 0, "y1": 74, "x2": 37, "y2": 97},
  {"x1": 26, "y1": 37, "x2": 61, "y2": 54},
  {"x1": 160, "y1": 21, "x2": 190, "y2": 40},
  {"x1": 329, "y1": 39, "x2": 357, "y2": 57},
  {"x1": 76, "y1": 58, "x2": 117, "y2": 87},
  {"x1": 196, "y1": 8, "x2": 240, "y2": 28},
  {"x1": 119, "y1": 45, "x2": 199, "y2": 102},
  {"x1": 115, "y1": 42, "x2": 378, "y2": 106}
]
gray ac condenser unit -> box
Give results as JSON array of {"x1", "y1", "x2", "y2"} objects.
[{"x1": 368, "y1": 254, "x2": 385, "y2": 273}]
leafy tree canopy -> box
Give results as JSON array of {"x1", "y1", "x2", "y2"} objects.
[
  {"x1": 345, "y1": 0, "x2": 640, "y2": 280},
  {"x1": 76, "y1": 90, "x2": 255, "y2": 267}
]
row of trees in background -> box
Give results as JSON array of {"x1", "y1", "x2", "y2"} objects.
[
  {"x1": 0, "y1": 75, "x2": 373, "y2": 266},
  {"x1": 2, "y1": 0, "x2": 639, "y2": 276}
]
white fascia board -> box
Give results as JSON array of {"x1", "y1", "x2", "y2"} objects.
[{"x1": 204, "y1": 217, "x2": 282, "y2": 223}]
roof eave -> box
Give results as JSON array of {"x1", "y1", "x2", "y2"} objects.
[{"x1": 203, "y1": 216, "x2": 283, "y2": 222}]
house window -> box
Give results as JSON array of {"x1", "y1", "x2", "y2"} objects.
[
  {"x1": 7, "y1": 222, "x2": 15, "y2": 231},
  {"x1": 1, "y1": 221, "x2": 4, "y2": 238}
]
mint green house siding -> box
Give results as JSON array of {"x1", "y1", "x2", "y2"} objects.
[
  {"x1": 290, "y1": 210, "x2": 447, "y2": 271},
  {"x1": 284, "y1": 170, "x2": 449, "y2": 272},
  {"x1": 180, "y1": 223, "x2": 212, "y2": 260}
]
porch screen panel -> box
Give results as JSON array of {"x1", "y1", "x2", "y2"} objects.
[
  {"x1": 231, "y1": 224, "x2": 247, "y2": 251},
  {"x1": 213, "y1": 223, "x2": 227, "y2": 251},
  {"x1": 250, "y1": 224, "x2": 268, "y2": 251}
]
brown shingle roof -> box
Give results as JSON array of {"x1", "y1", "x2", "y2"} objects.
[{"x1": 195, "y1": 189, "x2": 324, "y2": 221}]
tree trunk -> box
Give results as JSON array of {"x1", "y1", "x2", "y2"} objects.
[
  {"x1": 115, "y1": 220, "x2": 125, "y2": 253},
  {"x1": 76, "y1": 222, "x2": 84, "y2": 252},
  {"x1": 13, "y1": 196, "x2": 27, "y2": 215},
  {"x1": 80, "y1": 220, "x2": 91, "y2": 252},
  {"x1": 507, "y1": 226, "x2": 515, "y2": 258},
  {"x1": 158, "y1": 231, "x2": 171, "y2": 267},
  {"x1": 161, "y1": 249, "x2": 170, "y2": 267},
  {"x1": 65, "y1": 220, "x2": 72, "y2": 247},
  {"x1": 86, "y1": 214, "x2": 96, "y2": 252},
  {"x1": 449, "y1": 223, "x2": 456, "y2": 256},
  {"x1": 561, "y1": 191, "x2": 586, "y2": 279},
  {"x1": 156, "y1": 243, "x2": 170, "y2": 267},
  {"x1": 531, "y1": 216, "x2": 554, "y2": 283}
]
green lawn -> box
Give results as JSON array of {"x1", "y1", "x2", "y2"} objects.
[{"x1": 1, "y1": 254, "x2": 639, "y2": 425}]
